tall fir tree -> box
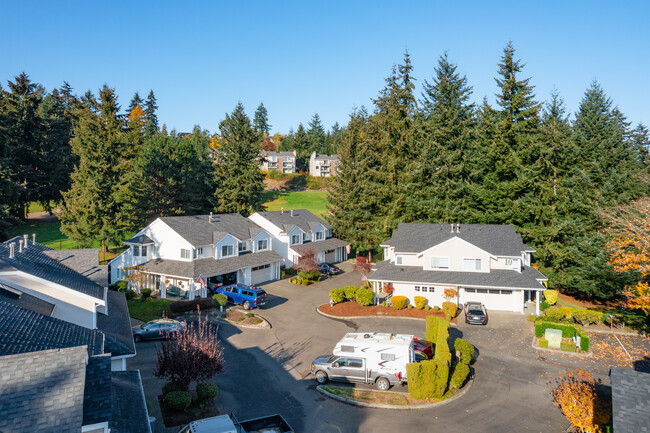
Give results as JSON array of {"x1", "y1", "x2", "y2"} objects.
[
  {"x1": 293, "y1": 124, "x2": 310, "y2": 171},
  {"x1": 128, "y1": 92, "x2": 144, "y2": 115},
  {"x1": 144, "y1": 90, "x2": 158, "y2": 136},
  {"x1": 213, "y1": 102, "x2": 265, "y2": 215},
  {"x1": 307, "y1": 113, "x2": 327, "y2": 154},
  {"x1": 253, "y1": 102, "x2": 271, "y2": 138}
]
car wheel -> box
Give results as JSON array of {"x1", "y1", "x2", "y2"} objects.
[
  {"x1": 243, "y1": 301, "x2": 251, "y2": 310},
  {"x1": 315, "y1": 371, "x2": 329, "y2": 384},
  {"x1": 134, "y1": 334, "x2": 142, "y2": 343},
  {"x1": 376, "y1": 377, "x2": 390, "y2": 391}
]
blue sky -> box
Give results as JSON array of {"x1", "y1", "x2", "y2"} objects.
[{"x1": 2, "y1": 0, "x2": 648, "y2": 134}]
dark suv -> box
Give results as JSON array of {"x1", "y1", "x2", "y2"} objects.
[
  {"x1": 464, "y1": 302, "x2": 488, "y2": 325},
  {"x1": 214, "y1": 284, "x2": 267, "y2": 310}
]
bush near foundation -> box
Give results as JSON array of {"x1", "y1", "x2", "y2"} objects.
[
  {"x1": 454, "y1": 338, "x2": 475, "y2": 365},
  {"x1": 544, "y1": 307, "x2": 568, "y2": 322},
  {"x1": 391, "y1": 296, "x2": 408, "y2": 310},
  {"x1": 414, "y1": 296, "x2": 427, "y2": 310},
  {"x1": 543, "y1": 289, "x2": 558, "y2": 305},
  {"x1": 212, "y1": 294, "x2": 228, "y2": 308},
  {"x1": 449, "y1": 363, "x2": 470, "y2": 390},
  {"x1": 165, "y1": 390, "x2": 192, "y2": 411},
  {"x1": 442, "y1": 302, "x2": 457, "y2": 320},
  {"x1": 342, "y1": 286, "x2": 358, "y2": 300},
  {"x1": 170, "y1": 298, "x2": 213, "y2": 314},
  {"x1": 329, "y1": 288, "x2": 344, "y2": 304},
  {"x1": 355, "y1": 288, "x2": 374, "y2": 306}
]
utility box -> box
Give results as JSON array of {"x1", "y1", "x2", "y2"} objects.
[{"x1": 545, "y1": 328, "x2": 562, "y2": 349}]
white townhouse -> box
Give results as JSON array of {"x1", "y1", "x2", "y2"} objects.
[
  {"x1": 309, "y1": 152, "x2": 339, "y2": 177},
  {"x1": 249, "y1": 209, "x2": 349, "y2": 267},
  {"x1": 260, "y1": 150, "x2": 297, "y2": 173},
  {"x1": 369, "y1": 223, "x2": 548, "y2": 315},
  {"x1": 108, "y1": 213, "x2": 284, "y2": 297}
]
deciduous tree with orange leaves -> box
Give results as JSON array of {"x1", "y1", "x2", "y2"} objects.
[{"x1": 606, "y1": 197, "x2": 650, "y2": 315}]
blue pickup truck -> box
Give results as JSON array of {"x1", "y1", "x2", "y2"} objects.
[{"x1": 214, "y1": 284, "x2": 268, "y2": 310}]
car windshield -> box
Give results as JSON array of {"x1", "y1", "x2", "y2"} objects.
[
  {"x1": 327, "y1": 355, "x2": 339, "y2": 363},
  {"x1": 468, "y1": 310, "x2": 484, "y2": 315}
]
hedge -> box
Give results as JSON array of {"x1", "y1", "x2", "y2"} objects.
[
  {"x1": 329, "y1": 288, "x2": 344, "y2": 304},
  {"x1": 544, "y1": 308, "x2": 567, "y2": 322},
  {"x1": 391, "y1": 296, "x2": 408, "y2": 310},
  {"x1": 355, "y1": 288, "x2": 374, "y2": 306},
  {"x1": 434, "y1": 320, "x2": 451, "y2": 359},
  {"x1": 580, "y1": 335, "x2": 590, "y2": 352},
  {"x1": 406, "y1": 360, "x2": 438, "y2": 399},
  {"x1": 558, "y1": 306, "x2": 573, "y2": 320},
  {"x1": 170, "y1": 298, "x2": 213, "y2": 314},
  {"x1": 196, "y1": 382, "x2": 218, "y2": 403},
  {"x1": 561, "y1": 342, "x2": 577, "y2": 352},
  {"x1": 298, "y1": 270, "x2": 320, "y2": 281},
  {"x1": 414, "y1": 296, "x2": 427, "y2": 310},
  {"x1": 535, "y1": 320, "x2": 589, "y2": 351},
  {"x1": 141, "y1": 289, "x2": 152, "y2": 300},
  {"x1": 125, "y1": 290, "x2": 137, "y2": 301},
  {"x1": 433, "y1": 353, "x2": 451, "y2": 398},
  {"x1": 454, "y1": 338, "x2": 475, "y2": 365},
  {"x1": 426, "y1": 316, "x2": 446, "y2": 344},
  {"x1": 343, "y1": 286, "x2": 358, "y2": 300},
  {"x1": 539, "y1": 338, "x2": 549, "y2": 348},
  {"x1": 165, "y1": 390, "x2": 192, "y2": 411},
  {"x1": 442, "y1": 302, "x2": 457, "y2": 320},
  {"x1": 449, "y1": 363, "x2": 470, "y2": 390},
  {"x1": 301, "y1": 279, "x2": 309, "y2": 286},
  {"x1": 212, "y1": 293, "x2": 228, "y2": 307},
  {"x1": 543, "y1": 289, "x2": 558, "y2": 305},
  {"x1": 572, "y1": 309, "x2": 602, "y2": 326}
]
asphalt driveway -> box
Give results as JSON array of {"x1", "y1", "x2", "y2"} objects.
[{"x1": 130, "y1": 263, "x2": 648, "y2": 433}]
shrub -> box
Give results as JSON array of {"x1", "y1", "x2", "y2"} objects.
[
  {"x1": 355, "y1": 288, "x2": 374, "y2": 306},
  {"x1": 414, "y1": 296, "x2": 427, "y2": 310},
  {"x1": 342, "y1": 286, "x2": 358, "y2": 300},
  {"x1": 301, "y1": 279, "x2": 309, "y2": 286},
  {"x1": 551, "y1": 369, "x2": 612, "y2": 432},
  {"x1": 442, "y1": 302, "x2": 457, "y2": 320},
  {"x1": 391, "y1": 296, "x2": 408, "y2": 310},
  {"x1": 535, "y1": 321, "x2": 580, "y2": 338},
  {"x1": 545, "y1": 307, "x2": 568, "y2": 322},
  {"x1": 170, "y1": 298, "x2": 213, "y2": 314},
  {"x1": 560, "y1": 342, "x2": 577, "y2": 352},
  {"x1": 540, "y1": 300, "x2": 550, "y2": 311},
  {"x1": 424, "y1": 305, "x2": 430, "y2": 311},
  {"x1": 162, "y1": 381, "x2": 184, "y2": 396},
  {"x1": 381, "y1": 301, "x2": 387, "y2": 307},
  {"x1": 165, "y1": 390, "x2": 192, "y2": 411},
  {"x1": 539, "y1": 338, "x2": 549, "y2": 348},
  {"x1": 449, "y1": 363, "x2": 470, "y2": 390},
  {"x1": 141, "y1": 289, "x2": 152, "y2": 300},
  {"x1": 433, "y1": 353, "x2": 451, "y2": 398},
  {"x1": 580, "y1": 336, "x2": 589, "y2": 352},
  {"x1": 212, "y1": 293, "x2": 228, "y2": 308},
  {"x1": 543, "y1": 289, "x2": 559, "y2": 305},
  {"x1": 110, "y1": 280, "x2": 129, "y2": 292},
  {"x1": 329, "y1": 288, "x2": 344, "y2": 304},
  {"x1": 528, "y1": 314, "x2": 537, "y2": 322},
  {"x1": 406, "y1": 360, "x2": 437, "y2": 399},
  {"x1": 433, "y1": 306, "x2": 440, "y2": 311},
  {"x1": 408, "y1": 304, "x2": 414, "y2": 309},
  {"x1": 125, "y1": 290, "x2": 137, "y2": 301},
  {"x1": 559, "y1": 306, "x2": 573, "y2": 320},
  {"x1": 454, "y1": 338, "x2": 475, "y2": 365},
  {"x1": 434, "y1": 320, "x2": 451, "y2": 359},
  {"x1": 573, "y1": 309, "x2": 602, "y2": 326},
  {"x1": 298, "y1": 270, "x2": 320, "y2": 281},
  {"x1": 426, "y1": 316, "x2": 445, "y2": 343},
  {"x1": 196, "y1": 382, "x2": 218, "y2": 403}
]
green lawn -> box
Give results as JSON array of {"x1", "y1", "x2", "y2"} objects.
[
  {"x1": 262, "y1": 190, "x2": 329, "y2": 218},
  {"x1": 127, "y1": 299, "x2": 172, "y2": 322}
]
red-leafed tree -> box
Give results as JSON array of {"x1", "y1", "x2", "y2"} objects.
[
  {"x1": 154, "y1": 310, "x2": 225, "y2": 389},
  {"x1": 297, "y1": 248, "x2": 318, "y2": 272},
  {"x1": 354, "y1": 256, "x2": 371, "y2": 276}
]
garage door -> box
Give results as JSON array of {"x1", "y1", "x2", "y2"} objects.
[
  {"x1": 462, "y1": 288, "x2": 515, "y2": 312},
  {"x1": 324, "y1": 249, "x2": 336, "y2": 263},
  {"x1": 251, "y1": 264, "x2": 273, "y2": 285}
]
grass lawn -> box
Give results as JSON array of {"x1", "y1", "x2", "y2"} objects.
[
  {"x1": 127, "y1": 298, "x2": 172, "y2": 322},
  {"x1": 261, "y1": 190, "x2": 329, "y2": 218}
]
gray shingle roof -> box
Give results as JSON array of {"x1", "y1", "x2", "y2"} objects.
[
  {"x1": 611, "y1": 367, "x2": 650, "y2": 433},
  {"x1": 96, "y1": 290, "x2": 135, "y2": 357},
  {"x1": 159, "y1": 213, "x2": 266, "y2": 247},
  {"x1": 0, "y1": 282, "x2": 55, "y2": 316},
  {"x1": 83, "y1": 354, "x2": 113, "y2": 426},
  {"x1": 1, "y1": 237, "x2": 105, "y2": 299},
  {"x1": 382, "y1": 223, "x2": 534, "y2": 256},
  {"x1": 125, "y1": 234, "x2": 154, "y2": 244},
  {"x1": 255, "y1": 209, "x2": 332, "y2": 233},
  {"x1": 291, "y1": 238, "x2": 349, "y2": 256},
  {"x1": 43, "y1": 248, "x2": 108, "y2": 287},
  {"x1": 111, "y1": 371, "x2": 152, "y2": 433},
  {"x1": 369, "y1": 260, "x2": 547, "y2": 290},
  {"x1": 312, "y1": 153, "x2": 338, "y2": 161},
  {"x1": 0, "y1": 300, "x2": 104, "y2": 357},
  {"x1": 0, "y1": 346, "x2": 88, "y2": 433},
  {"x1": 139, "y1": 250, "x2": 283, "y2": 279},
  {"x1": 262, "y1": 150, "x2": 296, "y2": 158}
]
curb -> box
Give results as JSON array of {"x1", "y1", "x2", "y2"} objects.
[
  {"x1": 222, "y1": 310, "x2": 271, "y2": 329},
  {"x1": 582, "y1": 328, "x2": 640, "y2": 336},
  {"x1": 316, "y1": 306, "x2": 458, "y2": 327},
  {"x1": 530, "y1": 336, "x2": 592, "y2": 357},
  {"x1": 316, "y1": 376, "x2": 473, "y2": 410}
]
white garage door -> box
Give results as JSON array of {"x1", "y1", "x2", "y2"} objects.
[
  {"x1": 251, "y1": 264, "x2": 273, "y2": 285},
  {"x1": 462, "y1": 288, "x2": 515, "y2": 312}
]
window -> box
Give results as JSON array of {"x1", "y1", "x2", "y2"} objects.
[
  {"x1": 380, "y1": 353, "x2": 395, "y2": 362},
  {"x1": 221, "y1": 245, "x2": 234, "y2": 257},
  {"x1": 257, "y1": 239, "x2": 268, "y2": 251},
  {"x1": 396, "y1": 256, "x2": 403, "y2": 265},
  {"x1": 133, "y1": 245, "x2": 140, "y2": 256},
  {"x1": 348, "y1": 359, "x2": 363, "y2": 368},
  {"x1": 465, "y1": 288, "x2": 476, "y2": 293},
  {"x1": 315, "y1": 231, "x2": 324, "y2": 241},
  {"x1": 283, "y1": 156, "x2": 292, "y2": 161},
  {"x1": 193, "y1": 249, "x2": 197, "y2": 259},
  {"x1": 180, "y1": 248, "x2": 190, "y2": 259},
  {"x1": 415, "y1": 286, "x2": 420, "y2": 291},
  {"x1": 463, "y1": 258, "x2": 482, "y2": 271},
  {"x1": 501, "y1": 290, "x2": 512, "y2": 295},
  {"x1": 198, "y1": 247, "x2": 203, "y2": 255},
  {"x1": 252, "y1": 264, "x2": 270, "y2": 272},
  {"x1": 239, "y1": 242, "x2": 247, "y2": 252},
  {"x1": 431, "y1": 257, "x2": 449, "y2": 269},
  {"x1": 141, "y1": 246, "x2": 147, "y2": 256},
  {"x1": 291, "y1": 234, "x2": 301, "y2": 245},
  {"x1": 428, "y1": 287, "x2": 435, "y2": 293}
]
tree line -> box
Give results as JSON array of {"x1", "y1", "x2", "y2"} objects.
[{"x1": 328, "y1": 43, "x2": 649, "y2": 300}]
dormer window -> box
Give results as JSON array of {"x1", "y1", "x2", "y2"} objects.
[
  {"x1": 239, "y1": 242, "x2": 247, "y2": 252},
  {"x1": 221, "y1": 245, "x2": 235, "y2": 257},
  {"x1": 463, "y1": 258, "x2": 482, "y2": 271},
  {"x1": 431, "y1": 257, "x2": 449, "y2": 269},
  {"x1": 141, "y1": 246, "x2": 148, "y2": 256},
  {"x1": 133, "y1": 245, "x2": 140, "y2": 256},
  {"x1": 257, "y1": 239, "x2": 268, "y2": 251},
  {"x1": 315, "y1": 231, "x2": 324, "y2": 241},
  {"x1": 396, "y1": 256, "x2": 403, "y2": 265},
  {"x1": 291, "y1": 234, "x2": 301, "y2": 245}
]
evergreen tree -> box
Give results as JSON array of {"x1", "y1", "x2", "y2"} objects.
[
  {"x1": 213, "y1": 102, "x2": 265, "y2": 215},
  {"x1": 253, "y1": 102, "x2": 271, "y2": 137},
  {"x1": 144, "y1": 90, "x2": 158, "y2": 136},
  {"x1": 128, "y1": 91, "x2": 144, "y2": 115},
  {"x1": 293, "y1": 124, "x2": 310, "y2": 171},
  {"x1": 60, "y1": 86, "x2": 141, "y2": 249},
  {"x1": 307, "y1": 113, "x2": 327, "y2": 154}
]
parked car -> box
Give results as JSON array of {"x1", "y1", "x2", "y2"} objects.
[
  {"x1": 214, "y1": 284, "x2": 267, "y2": 310},
  {"x1": 464, "y1": 302, "x2": 488, "y2": 325},
  {"x1": 178, "y1": 413, "x2": 293, "y2": 433},
  {"x1": 318, "y1": 263, "x2": 340, "y2": 276},
  {"x1": 132, "y1": 319, "x2": 185, "y2": 342},
  {"x1": 413, "y1": 336, "x2": 433, "y2": 359}
]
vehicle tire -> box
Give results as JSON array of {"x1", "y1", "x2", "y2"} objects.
[
  {"x1": 134, "y1": 334, "x2": 142, "y2": 343},
  {"x1": 243, "y1": 301, "x2": 251, "y2": 310},
  {"x1": 315, "y1": 371, "x2": 329, "y2": 384},
  {"x1": 376, "y1": 377, "x2": 390, "y2": 391}
]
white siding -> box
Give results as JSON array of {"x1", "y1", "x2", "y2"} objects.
[
  {"x1": 214, "y1": 234, "x2": 240, "y2": 259},
  {"x1": 390, "y1": 282, "x2": 448, "y2": 309},
  {"x1": 394, "y1": 253, "x2": 419, "y2": 266},
  {"x1": 421, "y1": 237, "x2": 492, "y2": 273}
]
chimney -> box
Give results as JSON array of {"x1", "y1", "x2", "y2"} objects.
[
  {"x1": 32, "y1": 233, "x2": 36, "y2": 245},
  {"x1": 18, "y1": 239, "x2": 23, "y2": 253},
  {"x1": 9, "y1": 243, "x2": 15, "y2": 259},
  {"x1": 23, "y1": 234, "x2": 29, "y2": 248},
  {"x1": 290, "y1": 209, "x2": 294, "y2": 217},
  {"x1": 456, "y1": 223, "x2": 460, "y2": 233},
  {"x1": 450, "y1": 223, "x2": 454, "y2": 234}
]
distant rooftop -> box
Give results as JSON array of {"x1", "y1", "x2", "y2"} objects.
[{"x1": 254, "y1": 209, "x2": 332, "y2": 233}]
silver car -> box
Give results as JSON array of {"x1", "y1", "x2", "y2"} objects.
[
  {"x1": 310, "y1": 355, "x2": 401, "y2": 391},
  {"x1": 132, "y1": 319, "x2": 185, "y2": 342}
]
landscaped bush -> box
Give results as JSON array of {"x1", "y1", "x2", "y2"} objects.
[
  {"x1": 282, "y1": 266, "x2": 297, "y2": 276},
  {"x1": 141, "y1": 289, "x2": 152, "y2": 300},
  {"x1": 212, "y1": 294, "x2": 228, "y2": 308},
  {"x1": 433, "y1": 353, "x2": 451, "y2": 398},
  {"x1": 406, "y1": 360, "x2": 437, "y2": 400},
  {"x1": 426, "y1": 316, "x2": 445, "y2": 343},
  {"x1": 434, "y1": 320, "x2": 451, "y2": 359},
  {"x1": 169, "y1": 298, "x2": 213, "y2": 314},
  {"x1": 125, "y1": 290, "x2": 137, "y2": 301},
  {"x1": 544, "y1": 307, "x2": 568, "y2": 322},
  {"x1": 298, "y1": 270, "x2": 320, "y2": 281},
  {"x1": 110, "y1": 280, "x2": 129, "y2": 292},
  {"x1": 408, "y1": 304, "x2": 414, "y2": 309},
  {"x1": 165, "y1": 390, "x2": 192, "y2": 411},
  {"x1": 572, "y1": 309, "x2": 603, "y2": 326},
  {"x1": 196, "y1": 382, "x2": 219, "y2": 403},
  {"x1": 561, "y1": 342, "x2": 577, "y2": 352},
  {"x1": 543, "y1": 289, "x2": 559, "y2": 306},
  {"x1": 442, "y1": 302, "x2": 457, "y2": 320},
  {"x1": 355, "y1": 288, "x2": 374, "y2": 306},
  {"x1": 535, "y1": 321, "x2": 578, "y2": 338},
  {"x1": 433, "y1": 306, "x2": 440, "y2": 311},
  {"x1": 424, "y1": 305, "x2": 430, "y2": 311},
  {"x1": 449, "y1": 363, "x2": 470, "y2": 390},
  {"x1": 540, "y1": 300, "x2": 550, "y2": 311},
  {"x1": 454, "y1": 338, "x2": 475, "y2": 365},
  {"x1": 391, "y1": 296, "x2": 408, "y2": 310},
  {"x1": 558, "y1": 306, "x2": 573, "y2": 320},
  {"x1": 162, "y1": 381, "x2": 184, "y2": 396},
  {"x1": 580, "y1": 336, "x2": 590, "y2": 352},
  {"x1": 528, "y1": 314, "x2": 537, "y2": 322},
  {"x1": 329, "y1": 288, "x2": 344, "y2": 304},
  {"x1": 539, "y1": 338, "x2": 549, "y2": 348},
  {"x1": 342, "y1": 286, "x2": 358, "y2": 300},
  {"x1": 301, "y1": 279, "x2": 309, "y2": 286},
  {"x1": 414, "y1": 296, "x2": 427, "y2": 310}
]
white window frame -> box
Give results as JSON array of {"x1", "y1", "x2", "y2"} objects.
[
  {"x1": 396, "y1": 255, "x2": 403, "y2": 265},
  {"x1": 257, "y1": 239, "x2": 268, "y2": 251},
  {"x1": 221, "y1": 245, "x2": 235, "y2": 258},
  {"x1": 291, "y1": 234, "x2": 301, "y2": 246},
  {"x1": 141, "y1": 246, "x2": 147, "y2": 257},
  {"x1": 133, "y1": 245, "x2": 140, "y2": 256},
  {"x1": 315, "y1": 231, "x2": 324, "y2": 241},
  {"x1": 463, "y1": 258, "x2": 482, "y2": 271},
  {"x1": 431, "y1": 256, "x2": 449, "y2": 269},
  {"x1": 180, "y1": 248, "x2": 190, "y2": 259},
  {"x1": 239, "y1": 242, "x2": 247, "y2": 252}
]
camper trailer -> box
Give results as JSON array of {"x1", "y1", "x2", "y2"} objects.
[{"x1": 310, "y1": 332, "x2": 415, "y2": 390}]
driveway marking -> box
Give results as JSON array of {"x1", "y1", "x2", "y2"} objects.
[{"x1": 613, "y1": 335, "x2": 633, "y2": 361}]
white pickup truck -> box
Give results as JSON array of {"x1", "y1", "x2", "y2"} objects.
[{"x1": 178, "y1": 414, "x2": 293, "y2": 433}]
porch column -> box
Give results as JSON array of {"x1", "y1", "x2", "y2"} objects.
[
  {"x1": 189, "y1": 280, "x2": 195, "y2": 300},
  {"x1": 160, "y1": 280, "x2": 166, "y2": 299},
  {"x1": 535, "y1": 292, "x2": 540, "y2": 316}
]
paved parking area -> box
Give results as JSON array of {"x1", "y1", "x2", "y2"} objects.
[{"x1": 130, "y1": 263, "x2": 649, "y2": 433}]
